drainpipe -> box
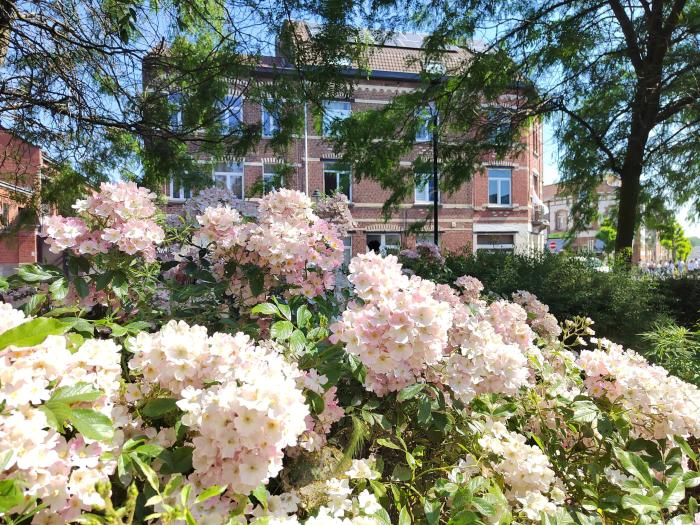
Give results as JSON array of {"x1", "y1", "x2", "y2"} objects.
[{"x1": 304, "y1": 102, "x2": 309, "y2": 195}]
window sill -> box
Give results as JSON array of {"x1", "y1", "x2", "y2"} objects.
[
  {"x1": 486, "y1": 204, "x2": 514, "y2": 209},
  {"x1": 414, "y1": 201, "x2": 441, "y2": 206}
]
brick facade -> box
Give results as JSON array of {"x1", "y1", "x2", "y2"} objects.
[
  {"x1": 162, "y1": 28, "x2": 547, "y2": 257},
  {"x1": 0, "y1": 133, "x2": 46, "y2": 275}
]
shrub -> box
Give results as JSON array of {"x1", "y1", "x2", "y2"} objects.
[
  {"x1": 656, "y1": 275, "x2": 700, "y2": 329},
  {"x1": 402, "y1": 250, "x2": 666, "y2": 349},
  {"x1": 2, "y1": 183, "x2": 700, "y2": 525}
]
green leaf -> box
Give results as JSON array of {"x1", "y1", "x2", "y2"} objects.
[
  {"x1": 252, "y1": 485, "x2": 268, "y2": 509},
  {"x1": 18, "y1": 264, "x2": 57, "y2": 282},
  {"x1": 391, "y1": 464, "x2": 412, "y2": 481},
  {"x1": 572, "y1": 400, "x2": 599, "y2": 423},
  {"x1": 397, "y1": 383, "x2": 426, "y2": 402},
  {"x1": 0, "y1": 479, "x2": 24, "y2": 513},
  {"x1": 50, "y1": 383, "x2": 102, "y2": 404},
  {"x1": 399, "y1": 507, "x2": 411, "y2": 525},
  {"x1": 70, "y1": 409, "x2": 114, "y2": 441},
  {"x1": 377, "y1": 438, "x2": 402, "y2": 450},
  {"x1": 305, "y1": 390, "x2": 325, "y2": 414},
  {"x1": 0, "y1": 317, "x2": 72, "y2": 350},
  {"x1": 661, "y1": 476, "x2": 685, "y2": 508},
  {"x1": 614, "y1": 448, "x2": 655, "y2": 488},
  {"x1": 41, "y1": 401, "x2": 72, "y2": 430},
  {"x1": 251, "y1": 303, "x2": 278, "y2": 316},
  {"x1": 0, "y1": 450, "x2": 15, "y2": 472},
  {"x1": 296, "y1": 305, "x2": 312, "y2": 328},
  {"x1": 270, "y1": 320, "x2": 294, "y2": 341},
  {"x1": 94, "y1": 271, "x2": 113, "y2": 291},
  {"x1": 131, "y1": 454, "x2": 160, "y2": 492},
  {"x1": 23, "y1": 293, "x2": 47, "y2": 314},
  {"x1": 423, "y1": 499, "x2": 441, "y2": 525},
  {"x1": 49, "y1": 277, "x2": 69, "y2": 300},
  {"x1": 471, "y1": 497, "x2": 495, "y2": 516},
  {"x1": 141, "y1": 398, "x2": 179, "y2": 418},
  {"x1": 289, "y1": 329, "x2": 306, "y2": 354},
  {"x1": 74, "y1": 276, "x2": 89, "y2": 298},
  {"x1": 621, "y1": 493, "x2": 661, "y2": 513},
  {"x1": 134, "y1": 444, "x2": 165, "y2": 458},
  {"x1": 195, "y1": 485, "x2": 227, "y2": 503},
  {"x1": 159, "y1": 446, "x2": 193, "y2": 474}
]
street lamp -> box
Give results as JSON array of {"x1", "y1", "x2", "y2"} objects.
[
  {"x1": 312, "y1": 189, "x2": 322, "y2": 204},
  {"x1": 431, "y1": 103, "x2": 439, "y2": 246}
]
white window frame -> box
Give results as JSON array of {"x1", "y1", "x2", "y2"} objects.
[
  {"x1": 221, "y1": 95, "x2": 244, "y2": 134},
  {"x1": 342, "y1": 237, "x2": 353, "y2": 265},
  {"x1": 488, "y1": 167, "x2": 512, "y2": 206},
  {"x1": 323, "y1": 162, "x2": 352, "y2": 201},
  {"x1": 366, "y1": 233, "x2": 401, "y2": 254},
  {"x1": 263, "y1": 164, "x2": 281, "y2": 194},
  {"x1": 415, "y1": 232, "x2": 439, "y2": 246},
  {"x1": 169, "y1": 178, "x2": 192, "y2": 201},
  {"x1": 414, "y1": 173, "x2": 438, "y2": 204},
  {"x1": 415, "y1": 104, "x2": 435, "y2": 142},
  {"x1": 555, "y1": 211, "x2": 567, "y2": 231},
  {"x1": 261, "y1": 102, "x2": 280, "y2": 138},
  {"x1": 476, "y1": 233, "x2": 515, "y2": 252},
  {"x1": 213, "y1": 161, "x2": 244, "y2": 199},
  {"x1": 322, "y1": 101, "x2": 351, "y2": 137},
  {"x1": 168, "y1": 93, "x2": 183, "y2": 130}
]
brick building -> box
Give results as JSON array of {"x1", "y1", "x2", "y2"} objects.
[
  {"x1": 0, "y1": 132, "x2": 51, "y2": 275},
  {"x1": 161, "y1": 23, "x2": 547, "y2": 257},
  {"x1": 543, "y1": 179, "x2": 668, "y2": 263}
]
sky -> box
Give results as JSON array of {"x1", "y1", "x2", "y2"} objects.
[{"x1": 542, "y1": 122, "x2": 700, "y2": 239}]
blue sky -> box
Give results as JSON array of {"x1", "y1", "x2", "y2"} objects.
[{"x1": 542, "y1": 122, "x2": 700, "y2": 238}]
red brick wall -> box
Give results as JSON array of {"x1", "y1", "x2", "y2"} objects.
[{"x1": 173, "y1": 76, "x2": 543, "y2": 256}]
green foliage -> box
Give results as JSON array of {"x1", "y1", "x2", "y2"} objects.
[
  {"x1": 640, "y1": 320, "x2": 700, "y2": 386},
  {"x1": 402, "y1": 249, "x2": 665, "y2": 349}
]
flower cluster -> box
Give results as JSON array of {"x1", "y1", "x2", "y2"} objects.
[
  {"x1": 0, "y1": 303, "x2": 124, "y2": 522},
  {"x1": 330, "y1": 252, "x2": 453, "y2": 395},
  {"x1": 454, "y1": 275, "x2": 484, "y2": 302},
  {"x1": 478, "y1": 422, "x2": 559, "y2": 520},
  {"x1": 512, "y1": 290, "x2": 562, "y2": 340},
  {"x1": 579, "y1": 339, "x2": 700, "y2": 439},
  {"x1": 41, "y1": 182, "x2": 164, "y2": 261},
  {"x1": 128, "y1": 321, "x2": 309, "y2": 494},
  {"x1": 444, "y1": 338, "x2": 530, "y2": 404},
  {"x1": 485, "y1": 300, "x2": 536, "y2": 351},
  {"x1": 399, "y1": 242, "x2": 444, "y2": 264},
  {"x1": 312, "y1": 192, "x2": 355, "y2": 237},
  {"x1": 295, "y1": 370, "x2": 344, "y2": 452},
  {"x1": 194, "y1": 189, "x2": 344, "y2": 302}
]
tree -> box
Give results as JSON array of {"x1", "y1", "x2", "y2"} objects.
[
  {"x1": 596, "y1": 217, "x2": 618, "y2": 254},
  {"x1": 660, "y1": 220, "x2": 692, "y2": 260},
  {"x1": 326, "y1": 0, "x2": 700, "y2": 257}
]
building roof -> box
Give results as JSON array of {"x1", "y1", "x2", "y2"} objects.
[
  {"x1": 286, "y1": 21, "x2": 470, "y2": 76},
  {"x1": 543, "y1": 180, "x2": 619, "y2": 202}
]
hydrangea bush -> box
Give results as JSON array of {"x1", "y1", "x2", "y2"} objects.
[{"x1": 1, "y1": 183, "x2": 699, "y2": 525}]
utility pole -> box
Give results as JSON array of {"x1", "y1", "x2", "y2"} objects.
[{"x1": 432, "y1": 105, "x2": 439, "y2": 246}]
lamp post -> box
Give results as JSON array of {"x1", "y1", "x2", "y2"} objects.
[{"x1": 431, "y1": 103, "x2": 439, "y2": 246}]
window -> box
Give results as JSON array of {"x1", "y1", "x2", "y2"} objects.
[
  {"x1": 213, "y1": 161, "x2": 244, "y2": 199},
  {"x1": 416, "y1": 105, "x2": 435, "y2": 142},
  {"x1": 415, "y1": 174, "x2": 437, "y2": 203},
  {"x1": 486, "y1": 108, "x2": 511, "y2": 142},
  {"x1": 169, "y1": 178, "x2": 191, "y2": 200},
  {"x1": 555, "y1": 211, "x2": 568, "y2": 231},
  {"x1": 221, "y1": 95, "x2": 243, "y2": 134},
  {"x1": 416, "y1": 232, "x2": 439, "y2": 246},
  {"x1": 322, "y1": 101, "x2": 351, "y2": 137},
  {"x1": 168, "y1": 93, "x2": 183, "y2": 130},
  {"x1": 263, "y1": 164, "x2": 282, "y2": 194},
  {"x1": 476, "y1": 233, "x2": 514, "y2": 251},
  {"x1": 488, "y1": 168, "x2": 512, "y2": 205},
  {"x1": 0, "y1": 203, "x2": 9, "y2": 228},
  {"x1": 343, "y1": 237, "x2": 352, "y2": 265},
  {"x1": 261, "y1": 103, "x2": 279, "y2": 138},
  {"x1": 366, "y1": 233, "x2": 401, "y2": 254},
  {"x1": 323, "y1": 162, "x2": 351, "y2": 200}
]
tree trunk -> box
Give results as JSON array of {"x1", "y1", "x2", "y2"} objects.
[
  {"x1": 615, "y1": 168, "x2": 641, "y2": 257},
  {"x1": 0, "y1": 0, "x2": 14, "y2": 68}
]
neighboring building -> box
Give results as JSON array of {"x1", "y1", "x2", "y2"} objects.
[
  {"x1": 543, "y1": 180, "x2": 668, "y2": 264},
  {"x1": 155, "y1": 23, "x2": 547, "y2": 257},
  {"x1": 0, "y1": 132, "x2": 50, "y2": 275}
]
